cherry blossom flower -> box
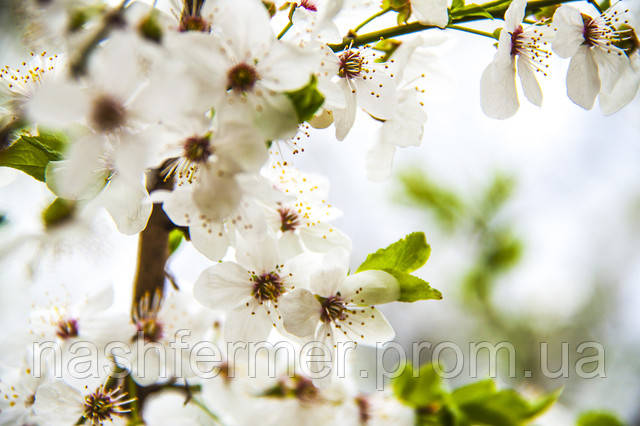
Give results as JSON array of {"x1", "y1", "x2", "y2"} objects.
[
  {"x1": 480, "y1": 0, "x2": 552, "y2": 119},
  {"x1": 193, "y1": 234, "x2": 307, "y2": 342},
  {"x1": 0, "y1": 360, "x2": 45, "y2": 425},
  {"x1": 33, "y1": 379, "x2": 134, "y2": 426},
  {"x1": 314, "y1": 44, "x2": 398, "y2": 140},
  {"x1": 262, "y1": 164, "x2": 351, "y2": 257},
  {"x1": 279, "y1": 252, "x2": 396, "y2": 349},
  {"x1": 552, "y1": 4, "x2": 635, "y2": 110},
  {"x1": 168, "y1": 0, "x2": 319, "y2": 140}
]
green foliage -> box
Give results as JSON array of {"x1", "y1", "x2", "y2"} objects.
[
  {"x1": 285, "y1": 75, "x2": 325, "y2": 123},
  {"x1": 398, "y1": 169, "x2": 465, "y2": 231},
  {"x1": 393, "y1": 363, "x2": 560, "y2": 426},
  {"x1": 382, "y1": 0, "x2": 411, "y2": 24},
  {"x1": 450, "y1": 3, "x2": 494, "y2": 19},
  {"x1": 138, "y1": 12, "x2": 163, "y2": 43},
  {"x1": 0, "y1": 133, "x2": 67, "y2": 182},
  {"x1": 42, "y1": 198, "x2": 76, "y2": 229},
  {"x1": 373, "y1": 39, "x2": 403, "y2": 63},
  {"x1": 577, "y1": 411, "x2": 625, "y2": 426},
  {"x1": 168, "y1": 228, "x2": 185, "y2": 256},
  {"x1": 357, "y1": 232, "x2": 442, "y2": 302},
  {"x1": 451, "y1": 0, "x2": 465, "y2": 11}
]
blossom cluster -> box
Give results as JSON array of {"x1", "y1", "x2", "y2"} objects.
[{"x1": 0, "y1": 0, "x2": 637, "y2": 424}]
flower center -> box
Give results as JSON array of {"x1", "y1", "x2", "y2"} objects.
[
  {"x1": 251, "y1": 272, "x2": 284, "y2": 302},
  {"x1": 278, "y1": 207, "x2": 300, "y2": 232},
  {"x1": 510, "y1": 25, "x2": 551, "y2": 76},
  {"x1": 292, "y1": 375, "x2": 319, "y2": 402},
  {"x1": 580, "y1": 10, "x2": 633, "y2": 56},
  {"x1": 355, "y1": 395, "x2": 371, "y2": 424},
  {"x1": 135, "y1": 316, "x2": 163, "y2": 342},
  {"x1": 179, "y1": 15, "x2": 211, "y2": 32},
  {"x1": 227, "y1": 63, "x2": 259, "y2": 93},
  {"x1": 83, "y1": 385, "x2": 133, "y2": 424},
  {"x1": 56, "y1": 318, "x2": 78, "y2": 339},
  {"x1": 319, "y1": 294, "x2": 347, "y2": 323},
  {"x1": 184, "y1": 134, "x2": 213, "y2": 163},
  {"x1": 338, "y1": 50, "x2": 363, "y2": 79},
  {"x1": 299, "y1": 0, "x2": 318, "y2": 12},
  {"x1": 90, "y1": 95, "x2": 126, "y2": 132}
]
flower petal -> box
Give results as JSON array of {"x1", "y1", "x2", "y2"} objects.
[
  {"x1": 279, "y1": 289, "x2": 322, "y2": 338},
  {"x1": 517, "y1": 55, "x2": 543, "y2": 106},
  {"x1": 412, "y1": 0, "x2": 449, "y2": 28},
  {"x1": 100, "y1": 174, "x2": 152, "y2": 235},
  {"x1": 480, "y1": 58, "x2": 519, "y2": 119},
  {"x1": 566, "y1": 46, "x2": 600, "y2": 110},
  {"x1": 194, "y1": 262, "x2": 252, "y2": 310},
  {"x1": 190, "y1": 221, "x2": 230, "y2": 261},
  {"x1": 343, "y1": 270, "x2": 400, "y2": 305},
  {"x1": 552, "y1": 6, "x2": 585, "y2": 58},
  {"x1": 366, "y1": 142, "x2": 396, "y2": 182},
  {"x1": 504, "y1": 0, "x2": 527, "y2": 33},
  {"x1": 224, "y1": 303, "x2": 273, "y2": 343}
]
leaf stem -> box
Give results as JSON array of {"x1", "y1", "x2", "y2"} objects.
[
  {"x1": 447, "y1": 24, "x2": 497, "y2": 39},
  {"x1": 329, "y1": 0, "x2": 580, "y2": 51},
  {"x1": 277, "y1": 3, "x2": 297, "y2": 40},
  {"x1": 587, "y1": 0, "x2": 603, "y2": 13},
  {"x1": 353, "y1": 7, "x2": 391, "y2": 33},
  {"x1": 191, "y1": 398, "x2": 225, "y2": 425}
]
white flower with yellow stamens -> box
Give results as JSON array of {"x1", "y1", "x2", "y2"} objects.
[{"x1": 480, "y1": 0, "x2": 552, "y2": 119}]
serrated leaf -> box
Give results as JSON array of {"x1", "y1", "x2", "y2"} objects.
[
  {"x1": 393, "y1": 363, "x2": 446, "y2": 408},
  {"x1": 577, "y1": 411, "x2": 624, "y2": 426},
  {"x1": 0, "y1": 134, "x2": 65, "y2": 181},
  {"x1": 386, "y1": 270, "x2": 442, "y2": 302},
  {"x1": 357, "y1": 232, "x2": 431, "y2": 274},
  {"x1": 285, "y1": 75, "x2": 325, "y2": 123}
]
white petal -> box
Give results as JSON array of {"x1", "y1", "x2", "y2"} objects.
[
  {"x1": 517, "y1": 55, "x2": 543, "y2": 106},
  {"x1": 380, "y1": 90, "x2": 426, "y2": 148},
  {"x1": 26, "y1": 80, "x2": 89, "y2": 127},
  {"x1": 161, "y1": 187, "x2": 196, "y2": 227},
  {"x1": 366, "y1": 142, "x2": 396, "y2": 182},
  {"x1": 342, "y1": 307, "x2": 394, "y2": 345},
  {"x1": 214, "y1": 0, "x2": 274, "y2": 60},
  {"x1": 100, "y1": 174, "x2": 152, "y2": 235},
  {"x1": 224, "y1": 304, "x2": 272, "y2": 343},
  {"x1": 480, "y1": 58, "x2": 519, "y2": 119},
  {"x1": 300, "y1": 222, "x2": 352, "y2": 254},
  {"x1": 309, "y1": 266, "x2": 346, "y2": 298},
  {"x1": 355, "y1": 73, "x2": 397, "y2": 119},
  {"x1": 566, "y1": 46, "x2": 600, "y2": 110},
  {"x1": 343, "y1": 270, "x2": 400, "y2": 305},
  {"x1": 45, "y1": 135, "x2": 109, "y2": 200},
  {"x1": 279, "y1": 289, "x2": 322, "y2": 338},
  {"x1": 215, "y1": 118, "x2": 268, "y2": 172},
  {"x1": 189, "y1": 221, "x2": 230, "y2": 261},
  {"x1": 259, "y1": 42, "x2": 318, "y2": 92},
  {"x1": 504, "y1": 0, "x2": 527, "y2": 32},
  {"x1": 333, "y1": 81, "x2": 357, "y2": 140},
  {"x1": 599, "y1": 62, "x2": 640, "y2": 115},
  {"x1": 192, "y1": 167, "x2": 241, "y2": 222},
  {"x1": 251, "y1": 92, "x2": 299, "y2": 141},
  {"x1": 33, "y1": 381, "x2": 84, "y2": 424},
  {"x1": 412, "y1": 0, "x2": 449, "y2": 28},
  {"x1": 552, "y1": 6, "x2": 585, "y2": 58},
  {"x1": 194, "y1": 262, "x2": 252, "y2": 309}
]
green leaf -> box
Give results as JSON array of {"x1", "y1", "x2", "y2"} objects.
[
  {"x1": 42, "y1": 198, "x2": 76, "y2": 229},
  {"x1": 285, "y1": 75, "x2": 325, "y2": 123},
  {"x1": 455, "y1": 387, "x2": 562, "y2": 426},
  {"x1": 168, "y1": 228, "x2": 185, "y2": 255},
  {"x1": 577, "y1": 411, "x2": 624, "y2": 426},
  {"x1": 451, "y1": 3, "x2": 494, "y2": 19},
  {"x1": 373, "y1": 39, "x2": 402, "y2": 63},
  {"x1": 357, "y1": 232, "x2": 431, "y2": 274},
  {"x1": 386, "y1": 270, "x2": 442, "y2": 302},
  {"x1": 451, "y1": 380, "x2": 497, "y2": 406},
  {"x1": 393, "y1": 363, "x2": 446, "y2": 408},
  {"x1": 451, "y1": 0, "x2": 465, "y2": 11},
  {"x1": 0, "y1": 133, "x2": 66, "y2": 181},
  {"x1": 598, "y1": 0, "x2": 611, "y2": 11}
]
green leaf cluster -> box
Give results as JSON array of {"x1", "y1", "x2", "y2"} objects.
[
  {"x1": 382, "y1": 0, "x2": 412, "y2": 24},
  {"x1": 357, "y1": 232, "x2": 442, "y2": 302},
  {"x1": 393, "y1": 363, "x2": 561, "y2": 426},
  {"x1": 285, "y1": 75, "x2": 325, "y2": 123},
  {"x1": 0, "y1": 132, "x2": 67, "y2": 182},
  {"x1": 373, "y1": 39, "x2": 403, "y2": 63},
  {"x1": 42, "y1": 198, "x2": 76, "y2": 229}
]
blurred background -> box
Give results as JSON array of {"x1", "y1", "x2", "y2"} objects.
[{"x1": 1, "y1": 0, "x2": 640, "y2": 424}]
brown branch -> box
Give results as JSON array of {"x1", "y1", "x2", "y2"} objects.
[{"x1": 131, "y1": 166, "x2": 174, "y2": 314}]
